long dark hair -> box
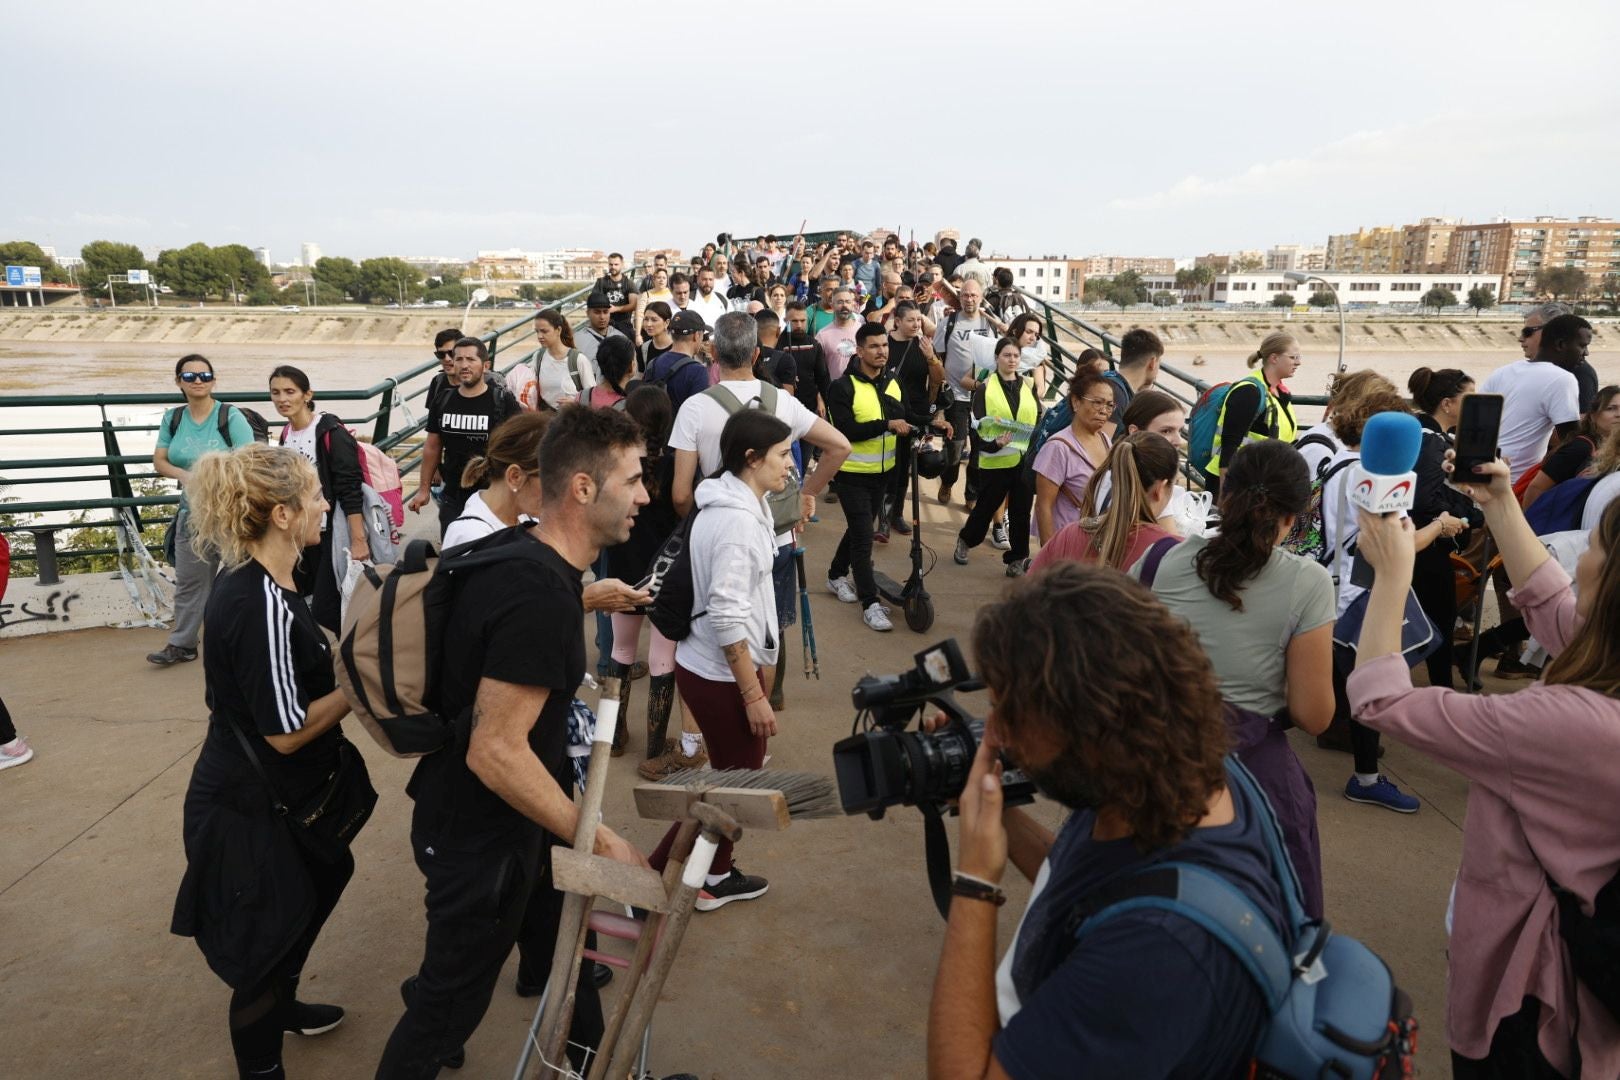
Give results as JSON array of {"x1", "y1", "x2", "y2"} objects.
[
  {"x1": 1194, "y1": 440, "x2": 1311, "y2": 611},
  {"x1": 269, "y1": 364, "x2": 313, "y2": 408},
  {"x1": 1579, "y1": 385, "x2": 1620, "y2": 443},
  {"x1": 624, "y1": 385, "x2": 673, "y2": 501}
]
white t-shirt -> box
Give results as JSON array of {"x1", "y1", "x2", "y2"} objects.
[
  {"x1": 1584, "y1": 471, "x2": 1620, "y2": 531},
  {"x1": 1479, "y1": 359, "x2": 1581, "y2": 483},
  {"x1": 688, "y1": 292, "x2": 728, "y2": 328},
  {"x1": 282, "y1": 412, "x2": 323, "y2": 466},
  {"x1": 932, "y1": 313, "x2": 998, "y2": 400},
  {"x1": 1320, "y1": 447, "x2": 1366, "y2": 615},
  {"x1": 669, "y1": 379, "x2": 818, "y2": 545},
  {"x1": 1294, "y1": 421, "x2": 1342, "y2": 481},
  {"x1": 440, "y1": 490, "x2": 509, "y2": 549},
  {"x1": 535, "y1": 349, "x2": 597, "y2": 410}
]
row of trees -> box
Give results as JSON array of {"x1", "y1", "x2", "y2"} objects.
[{"x1": 1262, "y1": 285, "x2": 1500, "y2": 314}]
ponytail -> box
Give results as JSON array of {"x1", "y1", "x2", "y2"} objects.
[
  {"x1": 1247, "y1": 330, "x2": 1296, "y2": 370},
  {"x1": 1079, "y1": 433, "x2": 1178, "y2": 571},
  {"x1": 1194, "y1": 441, "x2": 1311, "y2": 610}
]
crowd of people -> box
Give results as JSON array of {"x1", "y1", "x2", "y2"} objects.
[{"x1": 66, "y1": 231, "x2": 1616, "y2": 1078}]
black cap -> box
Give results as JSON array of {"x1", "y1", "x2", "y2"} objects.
[
  {"x1": 585, "y1": 291, "x2": 612, "y2": 309},
  {"x1": 669, "y1": 309, "x2": 707, "y2": 336}
]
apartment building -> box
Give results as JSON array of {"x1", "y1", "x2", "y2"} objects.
[
  {"x1": 1445, "y1": 217, "x2": 1619, "y2": 302},
  {"x1": 1264, "y1": 245, "x2": 1327, "y2": 272},
  {"x1": 1401, "y1": 217, "x2": 1460, "y2": 274},
  {"x1": 987, "y1": 256, "x2": 1087, "y2": 300},
  {"x1": 1080, "y1": 255, "x2": 1176, "y2": 275},
  {"x1": 1325, "y1": 226, "x2": 1405, "y2": 274}
]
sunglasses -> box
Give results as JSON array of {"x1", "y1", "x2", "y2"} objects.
[
  {"x1": 179, "y1": 371, "x2": 216, "y2": 384},
  {"x1": 1520, "y1": 326, "x2": 1541, "y2": 339},
  {"x1": 434, "y1": 349, "x2": 455, "y2": 359}
]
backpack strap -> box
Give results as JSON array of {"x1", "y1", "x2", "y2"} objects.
[
  {"x1": 166, "y1": 406, "x2": 183, "y2": 440},
  {"x1": 216, "y1": 402, "x2": 236, "y2": 448},
  {"x1": 1136, "y1": 535, "x2": 1180, "y2": 587},
  {"x1": 567, "y1": 348, "x2": 584, "y2": 391},
  {"x1": 1316, "y1": 457, "x2": 1359, "y2": 565}
]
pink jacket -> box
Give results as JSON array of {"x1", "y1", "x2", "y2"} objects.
[{"x1": 1349, "y1": 558, "x2": 1620, "y2": 1075}]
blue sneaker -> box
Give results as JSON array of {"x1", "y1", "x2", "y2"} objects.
[{"x1": 1343, "y1": 775, "x2": 1419, "y2": 814}]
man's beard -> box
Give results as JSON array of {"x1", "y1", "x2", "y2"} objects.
[{"x1": 1017, "y1": 755, "x2": 1105, "y2": 812}]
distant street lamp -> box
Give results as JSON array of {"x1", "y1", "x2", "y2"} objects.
[
  {"x1": 462, "y1": 288, "x2": 491, "y2": 331},
  {"x1": 1284, "y1": 271, "x2": 1345, "y2": 374},
  {"x1": 391, "y1": 274, "x2": 405, "y2": 308}
]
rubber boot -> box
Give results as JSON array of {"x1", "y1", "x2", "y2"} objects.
[
  {"x1": 768, "y1": 663, "x2": 786, "y2": 712},
  {"x1": 645, "y1": 673, "x2": 675, "y2": 762},
  {"x1": 608, "y1": 660, "x2": 634, "y2": 757}
]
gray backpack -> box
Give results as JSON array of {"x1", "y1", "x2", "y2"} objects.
[{"x1": 702, "y1": 383, "x2": 804, "y2": 534}]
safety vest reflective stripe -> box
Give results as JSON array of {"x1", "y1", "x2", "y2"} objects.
[
  {"x1": 1211, "y1": 371, "x2": 1297, "y2": 475},
  {"x1": 843, "y1": 377, "x2": 903, "y2": 474},
  {"x1": 978, "y1": 375, "x2": 1038, "y2": 470}
]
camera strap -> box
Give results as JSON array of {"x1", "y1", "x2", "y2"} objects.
[{"x1": 921, "y1": 802, "x2": 955, "y2": 919}]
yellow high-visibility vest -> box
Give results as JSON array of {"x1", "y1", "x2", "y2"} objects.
[
  {"x1": 842, "y1": 376, "x2": 903, "y2": 474},
  {"x1": 978, "y1": 375, "x2": 1038, "y2": 470},
  {"x1": 1211, "y1": 372, "x2": 1298, "y2": 475}
]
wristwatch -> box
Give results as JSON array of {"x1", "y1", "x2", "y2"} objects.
[{"x1": 951, "y1": 872, "x2": 1007, "y2": 906}]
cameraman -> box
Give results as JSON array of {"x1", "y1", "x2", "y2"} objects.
[{"x1": 928, "y1": 562, "x2": 1286, "y2": 1080}]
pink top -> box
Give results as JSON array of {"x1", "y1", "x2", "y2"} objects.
[
  {"x1": 1029, "y1": 522, "x2": 1177, "y2": 576},
  {"x1": 815, "y1": 321, "x2": 860, "y2": 381},
  {"x1": 1349, "y1": 558, "x2": 1620, "y2": 1075},
  {"x1": 588, "y1": 385, "x2": 624, "y2": 410},
  {"x1": 1032, "y1": 427, "x2": 1111, "y2": 538}
]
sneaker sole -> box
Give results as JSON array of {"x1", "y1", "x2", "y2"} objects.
[
  {"x1": 1342, "y1": 790, "x2": 1420, "y2": 814},
  {"x1": 290, "y1": 1015, "x2": 344, "y2": 1036},
  {"x1": 696, "y1": 883, "x2": 769, "y2": 911},
  {"x1": 0, "y1": 749, "x2": 34, "y2": 771}
]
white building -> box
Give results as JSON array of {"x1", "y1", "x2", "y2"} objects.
[
  {"x1": 253, "y1": 247, "x2": 271, "y2": 268},
  {"x1": 1142, "y1": 270, "x2": 1502, "y2": 307},
  {"x1": 985, "y1": 256, "x2": 1085, "y2": 301},
  {"x1": 300, "y1": 242, "x2": 322, "y2": 267}
]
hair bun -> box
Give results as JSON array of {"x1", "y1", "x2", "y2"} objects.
[{"x1": 1408, "y1": 367, "x2": 1433, "y2": 397}]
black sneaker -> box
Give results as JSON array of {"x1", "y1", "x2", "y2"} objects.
[
  {"x1": 146, "y1": 644, "x2": 197, "y2": 666},
  {"x1": 695, "y1": 867, "x2": 769, "y2": 911},
  {"x1": 889, "y1": 516, "x2": 912, "y2": 536},
  {"x1": 285, "y1": 1001, "x2": 344, "y2": 1036}
]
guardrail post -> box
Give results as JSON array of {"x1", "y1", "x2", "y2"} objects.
[
  {"x1": 374, "y1": 378, "x2": 396, "y2": 444},
  {"x1": 30, "y1": 528, "x2": 60, "y2": 586}
]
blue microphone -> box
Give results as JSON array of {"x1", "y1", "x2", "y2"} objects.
[{"x1": 1348, "y1": 411, "x2": 1423, "y2": 587}]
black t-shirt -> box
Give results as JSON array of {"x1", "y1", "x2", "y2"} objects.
[
  {"x1": 1541, "y1": 432, "x2": 1599, "y2": 485},
  {"x1": 204, "y1": 560, "x2": 341, "y2": 798},
  {"x1": 408, "y1": 531, "x2": 585, "y2": 848},
  {"x1": 756, "y1": 345, "x2": 797, "y2": 390},
  {"x1": 428, "y1": 384, "x2": 521, "y2": 498},
  {"x1": 782, "y1": 332, "x2": 829, "y2": 414},
  {"x1": 594, "y1": 274, "x2": 636, "y2": 335},
  {"x1": 641, "y1": 339, "x2": 675, "y2": 372},
  {"x1": 886, "y1": 335, "x2": 934, "y2": 424}
]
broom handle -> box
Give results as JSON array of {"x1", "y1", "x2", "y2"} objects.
[
  {"x1": 585, "y1": 819, "x2": 699, "y2": 1080},
  {"x1": 535, "y1": 678, "x2": 623, "y2": 1065},
  {"x1": 604, "y1": 806, "x2": 740, "y2": 1077}
]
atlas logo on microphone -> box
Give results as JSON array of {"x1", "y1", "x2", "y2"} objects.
[
  {"x1": 1351, "y1": 474, "x2": 1415, "y2": 514},
  {"x1": 1347, "y1": 411, "x2": 1423, "y2": 517}
]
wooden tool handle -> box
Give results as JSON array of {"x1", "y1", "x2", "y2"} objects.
[{"x1": 690, "y1": 801, "x2": 741, "y2": 842}]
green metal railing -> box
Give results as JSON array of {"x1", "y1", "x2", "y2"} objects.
[{"x1": 1, "y1": 279, "x2": 603, "y2": 578}]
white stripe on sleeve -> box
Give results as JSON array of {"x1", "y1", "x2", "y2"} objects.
[{"x1": 262, "y1": 577, "x2": 306, "y2": 732}]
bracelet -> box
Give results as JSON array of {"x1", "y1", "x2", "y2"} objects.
[
  {"x1": 950, "y1": 872, "x2": 1006, "y2": 906},
  {"x1": 740, "y1": 686, "x2": 766, "y2": 705}
]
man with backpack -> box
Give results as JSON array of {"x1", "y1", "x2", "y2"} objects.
[
  {"x1": 643, "y1": 309, "x2": 712, "y2": 413},
  {"x1": 1103, "y1": 328, "x2": 1164, "y2": 435},
  {"x1": 408, "y1": 337, "x2": 522, "y2": 538},
  {"x1": 576, "y1": 291, "x2": 629, "y2": 364},
  {"x1": 378, "y1": 406, "x2": 651, "y2": 1078},
  {"x1": 930, "y1": 562, "x2": 1415, "y2": 1080},
  {"x1": 669, "y1": 312, "x2": 850, "y2": 704}
]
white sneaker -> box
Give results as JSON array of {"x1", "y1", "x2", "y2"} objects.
[
  {"x1": 990, "y1": 519, "x2": 1011, "y2": 550},
  {"x1": 825, "y1": 576, "x2": 858, "y2": 603},
  {"x1": 863, "y1": 604, "x2": 893, "y2": 632},
  {"x1": 0, "y1": 736, "x2": 34, "y2": 772}
]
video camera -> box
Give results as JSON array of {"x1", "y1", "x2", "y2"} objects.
[{"x1": 832, "y1": 639, "x2": 1034, "y2": 818}]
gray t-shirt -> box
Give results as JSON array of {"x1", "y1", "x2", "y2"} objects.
[
  {"x1": 1144, "y1": 534, "x2": 1336, "y2": 717},
  {"x1": 574, "y1": 324, "x2": 627, "y2": 363},
  {"x1": 933, "y1": 313, "x2": 997, "y2": 400}
]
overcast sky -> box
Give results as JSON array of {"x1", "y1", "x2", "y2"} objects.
[{"x1": 10, "y1": 0, "x2": 1617, "y2": 263}]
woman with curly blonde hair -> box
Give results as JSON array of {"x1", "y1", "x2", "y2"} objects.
[{"x1": 171, "y1": 443, "x2": 371, "y2": 1080}]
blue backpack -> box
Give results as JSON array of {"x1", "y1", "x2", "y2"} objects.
[
  {"x1": 1187, "y1": 377, "x2": 1270, "y2": 480},
  {"x1": 1073, "y1": 760, "x2": 1418, "y2": 1080},
  {"x1": 1525, "y1": 475, "x2": 1599, "y2": 536}
]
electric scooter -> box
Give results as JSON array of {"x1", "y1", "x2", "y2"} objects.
[{"x1": 873, "y1": 426, "x2": 936, "y2": 633}]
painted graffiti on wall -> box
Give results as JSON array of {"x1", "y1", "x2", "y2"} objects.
[{"x1": 0, "y1": 589, "x2": 79, "y2": 632}]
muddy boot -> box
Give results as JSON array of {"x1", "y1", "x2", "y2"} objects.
[
  {"x1": 645, "y1": 673, "x2": 675, "y2": 762},
  {"x1": 768, "y1": 663, "x2": 786, "y2": 712},
  {"x1": 607, "y1": 661, "x2": 634, "y2": 757}
]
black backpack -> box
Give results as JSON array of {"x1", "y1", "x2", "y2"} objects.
[
  {"x1": 1553, "y1": 871, "x2": 1620, "y2": 1022},
  {"x1": 167, "y1": 401, "x2": 271, "y2": 445},
  {"x1": 645, "y1": 511, "x2": 706, "y2": 643},
  {"x1": 646, "y1": 353, "x2": 701, "y2": 390}
]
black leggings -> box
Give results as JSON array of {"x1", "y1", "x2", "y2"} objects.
[
  {"x1": 958, "y1": 465, "x2": 1032, "y2": 563},
  {"x1": 1413, "y1": 547, "x2": 1457, "y2": 689},
  {"x1": 1451, "y1": 996, "x2": 1565, "y2": 1079},
  {"x1": 1333, "y1": 651, "x2": 1382, "y2": 776},
  {"x1": 0, "y1": 694, "x2": 14, "y2": 744},
  {"x1": 230, "y1": 850, "x2": 354, "y2": 1077}
]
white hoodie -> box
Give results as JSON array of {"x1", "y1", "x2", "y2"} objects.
[{"x1": 675, "y1": 471, "x2": 781, "y2": 682}]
